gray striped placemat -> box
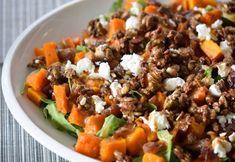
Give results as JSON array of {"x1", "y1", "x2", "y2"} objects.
[{"x1": 0, "y1": 0, "x2": 71, "y2": 161}]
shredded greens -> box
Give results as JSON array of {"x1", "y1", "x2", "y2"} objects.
[
  {"x1": 205, "y1": 5, "x2": 214, "y2": 12},
  {"x1": 204, "y1": 68, "x2": 212, "y2": 78},
  {"x1": 157, "y1": 130, "x2": 180, "y2": 162},
  {"x1": 97, "y1": 114, "x2": 126, "y2": 138},
  {"x1": 76, "y1": 45, "x2": 90, "y2": 53},
  {"x1": 43, "y1": 102, "x2": 82, "y2": 137},
  {"x1": 129, "y1": 90, "x2": 143, "y2": 98}
]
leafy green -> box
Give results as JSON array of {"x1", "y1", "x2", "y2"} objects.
[
  {"x1": 204, "y1": 68, "x2": 212, "y2": 78},
  {"x1": 137, "y1": 0, "x2": 147, "y2": 8},
  {"x1": 133, "y1": 156, "x2": 143, "y2": 162},
  {"x1": 214, "y1": 75, "x2": 224, "y2": 83},
  {"x1": 129, "y1": 90, "x2": 143, "y2": 98},
  {"x1": 43, "y1": 102, "x2": 82, "y2": 137},
  {"x1": 110, "y1": 0, "x2": 123, "y2": 12},
  {"x1": 157, "y1": 130, "x2": 180, "y2": 162},
  {"x1": 222, "y1": 13, "x2": 235, "y2": 23},
  {"x1": 41, "y1": 98, "x2": 54, "y2": 104},
  {"x1": 97, "y1": 114, "x2": 126, "y2": 138},
  {"x1": 20, "y1": 85, "x2": 26, "y2": 95},
  {"x1": 144, "y1": 103, "x2": 157, "y2": 111},
  {"x1": 76, "y1": 45, "x2": 89, "y2": 53},
  {"x1": 220, "y1": 157, "x2": 231, "y2": 162},
  {"x1": 205, "y1": 5, "x2": 214, "y2": 12}
]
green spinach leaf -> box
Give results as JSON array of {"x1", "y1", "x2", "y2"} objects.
[
  {"x1": 76, "y1": 45, "x2": 89, "y2": 53},
  {"x1": 97, "y1": 114, "x2": 126, "y2": 138}
]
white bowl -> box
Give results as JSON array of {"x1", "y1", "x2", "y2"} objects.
[{"x1": 1, "y1": 0, "x2": 115, "y2": 161}]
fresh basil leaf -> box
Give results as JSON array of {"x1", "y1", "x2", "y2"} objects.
[
  {"x1": 129, "y1": 90, "x2": 143, "y2": 98},
  {"x1": 76, "y1": 45, "x2": 89, "y2": 53},
  {"x1": 137, "y1": 0, "x2": 147, "y2": 8},
  {"x1": 205, "y1": 5, "x2": 214, "y2": 12},
  {"x1": 157, "y1": 130, "x2": 180, "y2": 162},
  {"x1": 204, "y1": 68, "x2": 212, "y2": 78},
  {"x1": 97, "y1": 114, "x2": 126, "y2": 138},
  {"x1": 133, "y1": 156, "x2": 143, "y2": 162},
  {"x1": 110, "y1": 0, "x2": 123, "y2": 12},
  {"x1": 43, "y1": 102, "x2": 81, "y2": 137}
]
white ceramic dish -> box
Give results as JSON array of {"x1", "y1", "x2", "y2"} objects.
[{"x1": 1, "y1": 0, "x2": 115, "y2": 161}]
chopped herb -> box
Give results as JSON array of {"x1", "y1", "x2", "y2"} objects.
[
  {"x1": 110, "y1": 0, "x2": 123, "y2": 12},
  {"x1": 41, "y1": 98, "x2": 54, "y2": 104},
  {"x1": 97, "y1": 114, "x2": 126, "y2": 138},
  {"x1": 214, "y1": 75, "x2": 225, "y2": 83},
  {"x1": 76, "y1": 45, "x2": 89, "y2": 53},
  {"x1": 129, "y1": 90, "x2": 143, "y2": 98},
  {"x1": 20, "y1": 85, "x2": 26, "y2": 95},
  {"x1": 205, "y1": 5, "x2": 214, "y2": 12},
  {"x1": 221, "y1": 157, "x2": 231, "y2": 162},
  {"x1": 144, "y1": 103, "x2": 157, "y2": 111},
  {"x1": 43, "y1": 102, "x2": 82, "y2": 137}
]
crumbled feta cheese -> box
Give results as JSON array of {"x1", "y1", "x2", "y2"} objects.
[
  {"x1": 140, "y1": 110, "x2": 170, "y2": 132},
  {"x1": 217, "y1": 116, "x2": 227, "y2": 128},
  {"x1": 80, "y1": 97, "x2": 87, "y2": 106},
  {"x1": 209, "y1": 84, "x2": 221, "y2": 97},
  {"x1": 217, "y1": 113, "x2": 235, "y2": 128},
  {"x1": 164, "y1": 77, "x2": 185, "y2": 91},
  {"x1": 120, "y1": 54, "x2": 143, "y2": 76},
  {"x1": 92, "y1": 95, "x2": 106, "y2": 113},
  {"x1": 220, "y1": 40, "x2": 233, "y2": 58},
  {"x1": 125, "y1": 16, "x2": 139, "y2": 30},
  {"x1": 84, "y1": 38, "x2": 96, "y2": 46},
  {"x1": 130, "y1": 2, "x2": 142, "y2": 15},
  {"x1": 229, "y1": 132, "x2": 235, "y2": 142},
  {"x1": 99, "y1": 15, "x2": 108, "y2": 28},
  {"x1": 110, "y1": 81, "x2": 122, "y2": 97},
  {"x1": 76, "y1": 58, "x2": 95, "y2": 74},
  {"x1": 65, "y1": 60, "x2": 77, "y2": 71},
  {"x1": 95, "y1": 44, "x2": 107, "y2": 59},
  {"x1": 34, "y1": 59, "x2": 40, "y2": 64},
  {"x1": 47, "y1": 75, "x2": 52, "y2": 81},
  {"x1": 211, "y1": 19, "x2": 223, "y2": 29},
  {"x1": 220, "y1": 132, "x2": 227, "y2": 137},
  {"x1": 98, "y1": 62, "x2": 112, "y2": 81},
  {"x1": 89, "y1": 62, "x2": 112, "y2": 81},
  {"x1": 196, "y1": 24, "x2": 211, "y2": 40},
  {"x1": 193, "y1": 7, "x2": 207, "y2": 14},
  {"x1": 212, "y1": 137, "x2": 232, "y2": 158},
  {"x1": 217, "y1": 62, "x2": 231, "y2": 77},
  {"x1": 231, "y1": 65, "x2": 235, "y2": 71}
]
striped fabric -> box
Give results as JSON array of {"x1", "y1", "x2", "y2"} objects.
[{"x1": 0, "y1": 0, "x2": 71, "y2": 161}]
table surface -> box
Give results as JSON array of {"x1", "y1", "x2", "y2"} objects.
[{"x1": 0, "y1": 0, "x2": 71, "y2": 161}]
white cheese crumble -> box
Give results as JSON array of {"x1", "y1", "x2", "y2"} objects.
[
  {"x1": 209, "y1": 84, "x2": 221, "y2": 97},
  {"x1": 47, "y1": 75, "x2": 52, "y2": 81},
  {"x1": 212, "y1": 137, "x2": 232, "y2": 158},
  {"x1": 125, "y1": 16, "x2": 139, "y2": 30},
  {"x1": 130, "y1": 2, "x2": 142, "y2": 15},
  {"x1": 169, "y1": 19, "x2": 176, "y2": 27},
  {"x1": 92, "y1": 95, "x2": 106, "y2": 113},
  {"x1": 140, "y1": 110, "x2": 170, "y2": 132},
  {"x1": 120, "y1": 54, "x2": 143, "y2": 76},
  {"x1": 99, "y1": 15, "x2": 108, "y2": 28},
  {"x1": 110, "y1": 81, "x2": 122, "y2": 97},
  {"x1": 229, "y1": 132, "x2": 235, "y2": 142},
  {"x1": 217, "y1": 113, "x2": 235, "y2": 128},
  {"x1": 98, "y1": 62, "x2": 112, "y2": 81},
  {"x1": 217, "y1": 62, "x2": 231, "y2": 77},
  {"x1": 95, "y1": 44, "x2": 107, "y2": 59},
  {"x1": 76, "y1": 58, "x2": 95, "y2": 74},
  {"x1": 34, "y1": 59, "x2": 40, "y2": 64},
  {"x1": 164, "y1": 77, "x2": 185, "y2": 91},
  {"x1": 211, "y1": 19, "x2": 223, "y2": 29},
  {"x1": 193, "y1": 6, "x2": 207, "y2": 15},
  {"x1": 65, "y1": 60, "x2": 77, "y2": 71},
  {"x1": 220, "y1": 40, "x2": 233, "y2": 58},
  {"x1": 219, "y1": 132, "x2": 227, "y2": 137},
  {"x1": 79, "y1": 97, "x2": 87, "y2": 106},
  {"x1": 231, "y1": 65, "x2": 235, "y2": 71},
  {"x1": 196, "y1": 24, "x2": 211, "y2": 40}
]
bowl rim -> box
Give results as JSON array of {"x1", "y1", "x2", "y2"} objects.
[{"x1": 1, "y1": 0, "x2": 98, "y2": 161}]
